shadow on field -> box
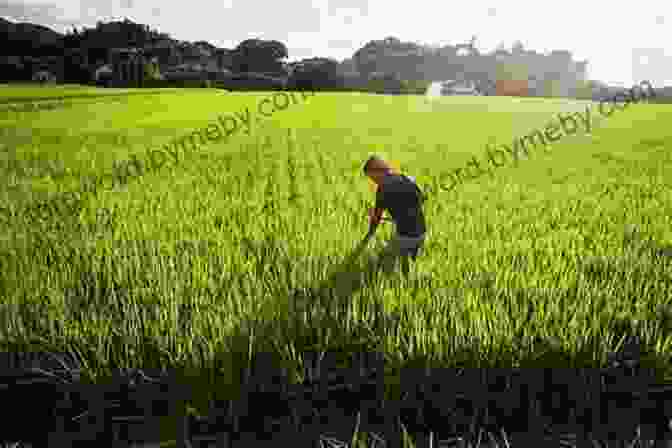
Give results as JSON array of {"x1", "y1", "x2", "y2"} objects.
[
  {"x1": 239, "y1": 234, "x2": 407, "y2": 309},
  {"x1": 301, "y1": 238, "x2": 406, "y2": 310}
]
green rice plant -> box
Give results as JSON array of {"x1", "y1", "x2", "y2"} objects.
[{"x1": 0, "y1": 88, "x2": 671, "y2": 438}]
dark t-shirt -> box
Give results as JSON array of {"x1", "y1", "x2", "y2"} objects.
[{"x1": 375, "y1": 174, "x2": 427, "y2": 237}]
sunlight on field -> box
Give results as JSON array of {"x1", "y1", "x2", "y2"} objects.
[{"x1": 1, "y1": 87, "x2": 671, "y2": 411}]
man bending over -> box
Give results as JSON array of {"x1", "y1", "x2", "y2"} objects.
[{"x1": 363, "y1": 155, "x2": 427, "y2": 275}]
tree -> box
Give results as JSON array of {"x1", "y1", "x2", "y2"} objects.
[
  {"x1": 494, "y1": 42, "x2": 508, "y2": 57},
  {"x1": 232, "y1": 39, "x2": 288, "y2": 74},
  {"x1": 0, "y1": 56, "x2": 26, "y2": 81},
  {"x1": 353, "y1": 36, "x2": 425, "y2": 80},
  {"x1": 287, "y1": 57, "x2": 339, "y2": 90}
]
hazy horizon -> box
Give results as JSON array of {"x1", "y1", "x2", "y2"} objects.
[{"x1": 2, "y1": 0, "x2": 670, "y2": 88}]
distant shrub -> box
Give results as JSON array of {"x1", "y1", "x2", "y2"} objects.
[
  {"x1": 400, "y1": 79, "x2": 431, "y2": 95},
  {"x1": 141, "y1": 79, "x2": 179, "y2": 88},
  {"x1": 366, "y1": 72, "x2": 403, "y2": 94},
  {"x1": 140, "y1": 79, "x2": 211, "y2": 89},
  {"x1": 361, "y1": 73, "x2": 430, "y2": 95},
  {"x1": 217, "y1": 73, "x2": 286, "y2": 91},
  {"x1": 649, "y1": 87, "x2": 672, "y2": 103},
  {"x1": 212, "y1": 81, "x2": 230, "y2": 91}
]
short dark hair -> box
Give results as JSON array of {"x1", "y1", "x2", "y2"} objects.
[{"x1": 363, "y1": 155, "x2": 384, "y2": 174}]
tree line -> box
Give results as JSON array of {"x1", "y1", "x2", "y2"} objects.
[{"x1": 2, "y1": 18, "x2": 670, "y2": 99}]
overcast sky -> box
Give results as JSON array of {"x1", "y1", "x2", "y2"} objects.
[{"x1": 2, "y1": 0, "x2": 670, "y2": 87}]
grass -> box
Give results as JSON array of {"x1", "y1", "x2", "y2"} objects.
[
  {"x1": 1, "y1": 87, "x2": 672, "y2": 443},
  {"x1": 0, "y1": 83, "x2": 190, "y2": 103}
]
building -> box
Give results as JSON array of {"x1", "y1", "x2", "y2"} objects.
[
  {"x1": 495, "y1": 79, "x2": 529, "y2": 97},
  {"x1": 439, "y1": 79, "x2": 481, "y2": 95},
  {"x1": 31, "y1": 70, "x2": 56, "y2": 83}
]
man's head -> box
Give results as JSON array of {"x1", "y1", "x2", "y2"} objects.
[{"x1": 363, "y1": 155, "x2": 393, "y2": 185}]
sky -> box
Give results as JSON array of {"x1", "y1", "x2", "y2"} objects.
[{"x1": 2, "y1": 0, "x2": 671, "y2": 88}]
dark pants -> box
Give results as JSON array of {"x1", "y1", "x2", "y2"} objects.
[{"x1": 380, "y1": 233, "x2": 426, "y2": 275}]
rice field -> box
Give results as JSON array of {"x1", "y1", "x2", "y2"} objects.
[{"x1": 1, "y1": 85, "x2": 672, "y2": 419}]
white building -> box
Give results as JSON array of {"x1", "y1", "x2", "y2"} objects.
[
  {"x1": 439, "y1": 79, "x2": 481, "y2": 95},
  {"x1": 31, "y1": 70, "x2": 56, "y2": 83},
  {"x1": 94, "y1": 64, "x2": 113, "y2": 82}
]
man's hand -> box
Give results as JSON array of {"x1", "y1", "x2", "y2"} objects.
[
  {"x1": 367, "y1": 207, "x2": 384, "y2": 238},
  {"x1": 368, "y1": 207, "x2": 384, "y2": 225}
]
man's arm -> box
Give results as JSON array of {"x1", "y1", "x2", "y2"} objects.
[{"x1": 368, "y1": 207, "x2": 384, "y2": 236}]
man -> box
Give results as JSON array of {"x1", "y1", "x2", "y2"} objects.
[{"x1": 363, "y1": 155, "x2": 427, "y2": 275}]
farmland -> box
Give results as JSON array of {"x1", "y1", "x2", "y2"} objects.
[{"x1": 1, "y1": 85, "x2": 671, "y2": 419}]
